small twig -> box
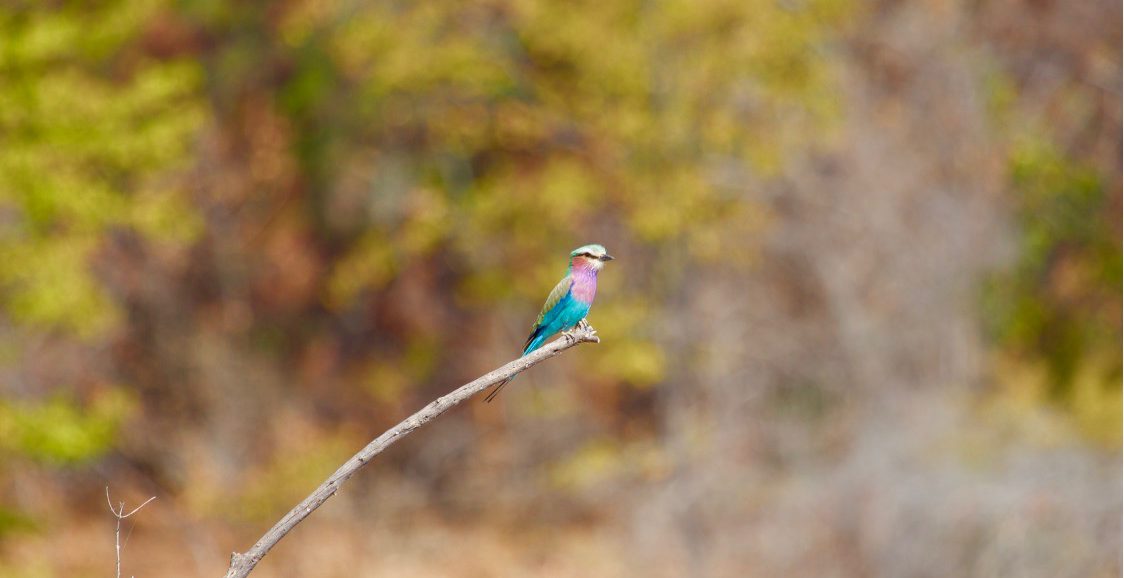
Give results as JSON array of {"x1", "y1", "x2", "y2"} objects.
[
  {"x1": 223, "y1": 323, "x2": 601, "y2": 578},
  {"x1": 106, "y1": 487, "x2": 156, "y2": 578}
]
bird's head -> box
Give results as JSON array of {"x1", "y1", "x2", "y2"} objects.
[{"x1": 569, "y1": 244, "x2": 614, "y2": 271}]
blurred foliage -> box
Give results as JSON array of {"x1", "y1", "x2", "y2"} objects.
[
  {"x1": 0, "y1": 0, "x2": 204, "y2": 336},
  {"x1": 0, "y1": 507, "x2": 37, "y2": 540},
  {"x1": 0, "y1": 0, "x2": 196, "y2": 536},
  {"x1": 223, "y1": 431, "x2": 358, "y2": 523},
  {"x1": 0, "y1": 2, "x2": 855, "y2": 533},
  {"x1": 981, "y1": 354, "x2": 1122, "y2": 449},
  {"x1": 546, "y1": 438, "x2": 666, "y2": 493},
  {"x1": 171, "y1": 0, "x2": 850, "y2": 394},
  {"x1": 0, "y1": 391, "x2": 134, "y2": 465},
  {"x1": 0, "y1": 3, "x2": 1118, "y2": 575},
  {"x1": 0, "y1": 559, "x2": 50, "y2": 578},
  {"x1": 983, "y1": 138, "x2": 1121, "y2": 428},
  {"x1": 0, "y1": 389, "x2": 132, "y2": 544}
]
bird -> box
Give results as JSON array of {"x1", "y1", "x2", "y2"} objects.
[{"x1": 484, "y1": 244, "x2": 614, "y2": 402}]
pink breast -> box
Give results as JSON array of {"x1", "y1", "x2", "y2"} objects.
[{"x1": 570, "y1": 265, "x2": 598, "y2": 303}]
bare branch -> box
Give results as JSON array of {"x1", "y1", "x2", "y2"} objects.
[
  {"x1": 223, "y1": 324, "x2": 601, "y2": 578},
  {"x1": 106, "y1": 486, "x2": 156, "y2": 578}
]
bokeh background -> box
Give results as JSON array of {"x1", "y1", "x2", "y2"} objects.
[{"x1": 0, "y1": 0, "x2": 1120, "y2": 576}]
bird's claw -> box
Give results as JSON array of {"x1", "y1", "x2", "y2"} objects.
[{"x1": 561, "y1": 320, "x2": 596, "y2": 345}]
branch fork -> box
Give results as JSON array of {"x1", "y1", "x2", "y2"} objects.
[{"x1": 106, "y1": 487, "x2": 156, "y2": 578}]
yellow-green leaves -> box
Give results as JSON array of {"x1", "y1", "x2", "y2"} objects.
[
  {"x1": 982, "y1": 136, "x2": 1121, "y2": 444},
  {"x1": 0, "y1": 1, "x2": 205, "y2": 336},
  {"x1": 0, "y1": 391, "x2": 134, "y2": 465}
]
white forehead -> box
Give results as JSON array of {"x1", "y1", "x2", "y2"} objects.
[{"x1": 571, "y1": 244, "x2": 607, "y2": 256}]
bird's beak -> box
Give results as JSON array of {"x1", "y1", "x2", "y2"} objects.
[{"x1": 599, "y1": 254, "x2": 615, "y2": 262}]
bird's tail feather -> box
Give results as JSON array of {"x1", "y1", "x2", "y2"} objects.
[
  {"x1": 484, "y1": 376, "x2": 513, "y2": 403},
  {"x1": 486, "y1": 332, "x2": 551, "y2": 403},
  {"x1": 523, "y1": 333, "x2": 548, "y2": 356}
]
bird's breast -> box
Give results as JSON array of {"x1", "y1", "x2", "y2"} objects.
[{"x1": 570, "y1": 270, "x2": 598, "y2": 303}]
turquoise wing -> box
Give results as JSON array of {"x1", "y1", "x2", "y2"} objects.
[{"x1": 525, "y1": 274, "x2": 572, "y2": 350}]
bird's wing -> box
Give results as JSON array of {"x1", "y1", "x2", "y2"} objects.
[
  {"x1": 524, "y1": 274, "x2": 572, "y2": 349},
  {"x1": 534, "y1": 274, "x2": 573, "y2": 327}
]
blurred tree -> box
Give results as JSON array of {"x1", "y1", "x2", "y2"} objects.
[
  {"x1": 0, "y1": 0, "x2": 203, "y2": 336},
  {"x1": 0, "y1": 0, "x2": 1117, "y2": 575},
  {"x1": 977, "y1": 5, "x2": 1122, "y2": 441},
  {"x1": 983, "y1": 139, "x2": 1121, "y2": 442},
  {"x1": 987, "y1": 141, "x2": 1120, "y2": 390},
  {"x1": 0, "y1": 0, "x2": 204, "y2": 529},
  {"x1": 254, "y1": 0, "x2": 847, "y2": 381},
  {"x1": 153, "y1": 0, "x2": 849, "y2": 516}
]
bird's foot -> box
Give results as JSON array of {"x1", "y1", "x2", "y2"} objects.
[
  {"x1": 567, "y1": 319, "x2": 597, "y2": 342},
  {"x1": 580, "y1": 319, "x2": 598, "y2": 338}
]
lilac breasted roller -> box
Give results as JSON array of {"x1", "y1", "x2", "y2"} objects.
[{"x1": 484, "y1": 244, "x2": 614, "y2": 402}]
